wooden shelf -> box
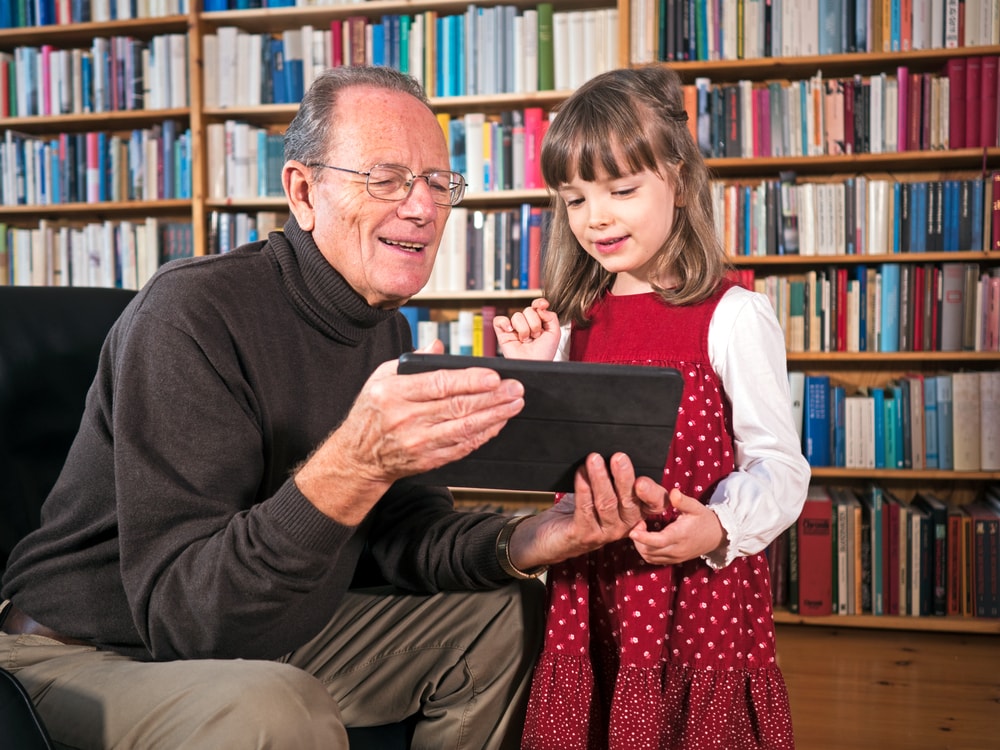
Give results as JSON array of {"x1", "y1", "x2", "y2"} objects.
[
  {"x1": 774, "y1": 609, "x2": 1000, "y2": 634},
  {"x1": 0, "y1": 15, "x2": 188, "y2": 45},
  {"x1": 1, "y1": 108, "x2": 191, "y2": 136},
  {"x1": 729, "y1": 250, "x2": 998, "y2": 266},
  {"x1": 1, "y1": 199, "x2": 193, "y2": 218}
]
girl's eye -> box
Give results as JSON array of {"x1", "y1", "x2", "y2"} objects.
[
  {"x1": 564, "y1": 197, "x2": 584, "y2": 207},
  {"x1": 613, "y1": 187, "x2": 637, "y2": 197}
]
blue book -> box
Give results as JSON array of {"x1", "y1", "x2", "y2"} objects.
[
  {"x1": 970, "y1": 178, "x2": 984, "y2": 251},
  {"x1": 891, "y1": 384, "x2": 905, "y2": 468},
  {"x1": 943, "y1": 180, "x2": 959, "y2": 252},
  {"x1": 804, "y1": 374, "x2": 831, "y2": 467},
  {"x1": 878, "y1": 263, "x2": 900, "y2": 352},
  {"x1": 203, "y1": 0, "x2": 228, "y2": 9},
  {"x1": 884, "y1": 387, "x2": 899, "y2": 469},
  {"x1": 923, "y1": 376, "x2": 939, "y2": 468},
  {"x1": 832, "y1": 385, "x2": 846, "y2": 466},
  {"x1": 371, "y1": 22, "x2": 385, "y2": 66},
  {"x1": 399, "y1": 306, "x2": 430, "y2": 349},
  {"x1": 161, "y1": 119, "x2": 175, "y2": 200},
  {"x1": 518, "y1": 203, "x2": 531, "y2": 289},
  {"x1": 266, "y1": 0, "x2": 295, "y2": 6},
  {"x1": 854, "y1": 264, "x2": 867, "y2": 351},
  {"x1": 819, "y1": 0, "x2": 845, "y2": 54},
  {"x1": 935, "y1": 375, "x2": 953, "y2": 470},
  {"x1": 873, "y1": 387, "x2": 886, "y2": 468},
  {"x1": 270, "y1": 38, "x2": 287, "y2": 104},
  {"x1": 910, "y1": 182, "x2": 925, "y2": 253},
  {"x1": 892, "y1": 181, "x2": 901, "y2": 253}
]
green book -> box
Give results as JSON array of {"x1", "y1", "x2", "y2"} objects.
[{"x1": 536, "y1": 3, "x2": 554, "y2": 91}]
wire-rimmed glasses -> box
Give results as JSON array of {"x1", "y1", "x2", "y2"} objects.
[{"x1": 308, "y1": 163, "x2": 467, "y2": 207}]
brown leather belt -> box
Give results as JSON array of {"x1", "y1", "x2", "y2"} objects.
[{"x1": 0, "y1": 602, "x2": 92, "y2": 647}]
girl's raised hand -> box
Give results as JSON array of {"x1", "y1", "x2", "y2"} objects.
[{"x1": 492, "y1": 298, "x2": 562, "y2": 361}]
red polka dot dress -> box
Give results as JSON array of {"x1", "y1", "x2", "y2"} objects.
[{"x1": 520, "y1": 283, "x2": 794, "y2": 750}]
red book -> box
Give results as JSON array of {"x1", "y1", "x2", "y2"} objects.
[
  {"x1": 908, "y1": 71, "x2": 923, "y2": 151},
  {"x1": 798, "y1": 486, "x2": 834, "y2": 616},
  {"x1": 947, "y1": 58, "x2": 967, "y2": 149},
  {"x1": 993, "y1": 171, "x2": 1000, "y2": 251},
  {"x1": 329, "y1": 20, "x2": 343, "y2": 67},
  {"x1": 527, "y1": 206, "x2": 543, "y2": 290},
  {"x1": 912, "y1": 264, "x2": 925, "y2": 350},
  {"x1": 836, "y1": 267, "x2": 848, "y2": 351},
  {"x1": 523, "y1": 107, "x2": 545, "y2": 190},
  {"x1": 980, "y1": 55, "x2": 999, "y2": 148},
  {"x1": 966, "y1": 56, "x2": 983, "y2": 147},
  {"x1": 897, "y1": 66, "x2": 910, "y2": 151}
]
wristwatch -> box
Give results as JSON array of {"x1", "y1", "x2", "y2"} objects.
[{"x1": 496, "y1": 514, "x2": 548, "y2": 580}]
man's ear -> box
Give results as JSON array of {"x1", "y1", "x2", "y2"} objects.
[{"x1": 283, "y1": 160, "x2": 317, "y2": 231}]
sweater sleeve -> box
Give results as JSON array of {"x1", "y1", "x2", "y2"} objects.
[{"x1": 702, "y1": 287, "x2": 811, "y2": 569}]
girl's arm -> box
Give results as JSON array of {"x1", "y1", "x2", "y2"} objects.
[{"x1": 702, "y1": 286, "x2": 811, "y2": 569}]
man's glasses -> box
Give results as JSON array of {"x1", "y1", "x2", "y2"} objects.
[{"x1": 308, "y1": 163, "x2": 467, "y2": 207}]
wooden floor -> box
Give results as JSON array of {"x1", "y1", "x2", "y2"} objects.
[{"x1": 776, "y1": 624, "x2": 1000, "y2": 749}]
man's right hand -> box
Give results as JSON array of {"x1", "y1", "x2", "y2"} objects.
[{"x1": 294, "y1": 341, "x2": 525, "y2": 526}]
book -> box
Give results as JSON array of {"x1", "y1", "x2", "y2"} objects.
[
  {"x1": 803, "y1": 374, "x2": 831, "y2": 467},
  {"x1": 963, "y1": 502, "x2": 999, "y2": 618},
  {"x1": 911, "y1": 492, "x2": 948, "y2": 616},
  {"x1": 798, "y1": 486, "x2": 834, "y2": 616},
  {"x1": 980, "y1": 371, "x2": 1000, "y2": 471},
  {"x1": 951, "y1": 372, "x2": 981, "y2": 471}
]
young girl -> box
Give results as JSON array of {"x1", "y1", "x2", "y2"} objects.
[{"x1": 493, "y1": 66, "x2": 811, "y2": 749}]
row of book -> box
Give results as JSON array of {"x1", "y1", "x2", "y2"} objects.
[
  {"x1": 1, "y1": 33, "x2": 189, "y2": 118},
  {"x1": 1, "y1": 0, "x2": 186, "y2": 27},
  {"x1": 0, "y1": 218, "x2": 193, "y2": 288},
  {"x1": 714, "y1": 174, "x2": 996, "y2": 258},
  {"x1": 208, "y1": 210, "x2": 282, "y2": 255},
  {"x1": 1, "y1": 122, "x2": 192, "y2": 206},
  {"x1": 400, "y1": 305, "x2": 505, "y2": 357},
  {"x1": 773, "y1": 484, "x2": 1000, "y2": 619},
  {"x1": 739, "y1": 263, "x2": 999, "y2": 355},
  {"x1": 686, "y1": 59, "x2": 1000, "y2": 160},
  {"x1": 206, "y1": 122, "x2": 285, "y2": 201},
  {"x1": 206, "y1": 107, "x2": 551, "y2": 202},
  {"x1": 632, "y1": 0, "x2": 997, "y2": 65},
  {"x1": 792, "y1": 371, "x2": 1000, "y2": 472},
  {"x1": 204, "y1": 4, "x2": 619, "y2": 106},
  {"x1": 427, "y1": 204, "x2": 553, "y2": 294}
]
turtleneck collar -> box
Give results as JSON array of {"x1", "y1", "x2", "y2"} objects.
[{"x1": 267, "y1": 215, "x2": 398, "y2": 346}]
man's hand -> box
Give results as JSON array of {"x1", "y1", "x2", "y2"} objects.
[
  {"x1": 507, "y1": 453, "x2": 667, "y2": 570},
  {"x1": 295, "y1": 340, "x2": 525, "y2": 525}
]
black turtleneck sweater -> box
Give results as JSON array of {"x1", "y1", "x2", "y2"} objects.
[{"x1": 2, "y1": 218, "x2": 509, "y2": 661}]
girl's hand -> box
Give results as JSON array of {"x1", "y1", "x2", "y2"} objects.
[
  {"x1": 628, "y1": 487, "x2": 727, "y2": 565},
  {"x1": 492, "y1": 298, "x2": 561, "y2": 361}
]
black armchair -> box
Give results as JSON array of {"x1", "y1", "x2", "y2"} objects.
[{"x1": 0, "y1": 285, "x2": 410, "y2": 748}]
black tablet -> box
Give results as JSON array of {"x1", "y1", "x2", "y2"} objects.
[{"x1": 397, "y1": 352, "x2": 685, "y2": 492}]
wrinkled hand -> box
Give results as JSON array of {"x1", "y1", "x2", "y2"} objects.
[
  {"x1": 492, "y1": 298, "x2": 561, "y2": 361},
  {"x1": 296, "y1": 340, "x2": 525, "y2": 525},
  {"x1": 508, "y1": 453, "x2": 667, "y2": 569},
  {"x1": 628, "y1": 488, "x2": 727, "y2": 565}
]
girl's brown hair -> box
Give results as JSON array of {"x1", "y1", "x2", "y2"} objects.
[{"x1": 540, "y1": 65, "x2": 729, "y2": 326}]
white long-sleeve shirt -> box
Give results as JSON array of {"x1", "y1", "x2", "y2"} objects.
[{"x1": 557, "y1": 285, "x2": 811, "y2": 569}]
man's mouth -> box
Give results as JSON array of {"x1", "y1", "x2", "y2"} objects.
[{"x1": 384, "y1": 239, "x2": 425, "y2": 252}]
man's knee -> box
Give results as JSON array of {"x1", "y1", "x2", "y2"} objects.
[{"x1": 171, "y1": 661, "x2": 347, "y2": 749}]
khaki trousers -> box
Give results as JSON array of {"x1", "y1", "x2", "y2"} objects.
[{"x1": 1, "y1": 581, "x2": 544, "y2": 750}]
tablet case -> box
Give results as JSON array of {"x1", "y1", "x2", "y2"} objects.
[{"x1": 397, "y1": 353, "x2": 685, "y2": 492}]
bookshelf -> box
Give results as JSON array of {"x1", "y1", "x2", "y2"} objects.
[{"x1": 2, "y1": 2, "x2": 999, "y2": 636}]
